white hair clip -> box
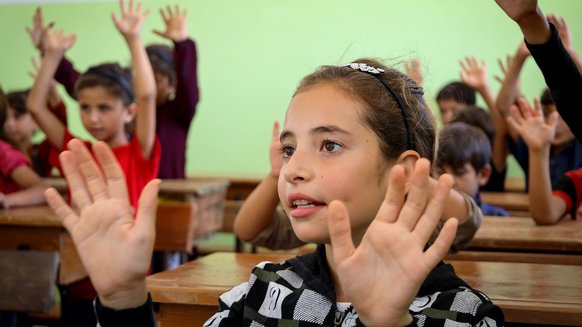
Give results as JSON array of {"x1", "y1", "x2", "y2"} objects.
[{"x1": 341, "y1": 63, "x2": 385, "y2": 74}]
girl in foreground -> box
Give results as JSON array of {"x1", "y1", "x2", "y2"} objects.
[{"x1": 46, "y1": 59, "x2": 503, "y2": 326}]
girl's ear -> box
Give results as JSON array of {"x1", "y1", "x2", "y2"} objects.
[
  {"x1": 395, "y1": 150, "x2": 421, "y2": 193},
  {"x1": 124, "y1": 103, "x2": 138, "y2": 123}
]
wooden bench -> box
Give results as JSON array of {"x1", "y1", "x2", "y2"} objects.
[{"x1": 147, "y1": 252, "x2": 582, "y2": 326}]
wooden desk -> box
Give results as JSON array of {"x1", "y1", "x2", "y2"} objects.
[
  {"x1": 147, "y1": 252, "x2": 293, "y2": 326},
  {"x1": 469, "y1": 217, "x2": 582, "y2": 254},
  {"x1": 147, "y1": 252, "x2": 582, "y2": 326},
  {"x1": 0, "y1": 206, "x2": 86, "y2": 285},
  {"x1": 480, "y1": 192, "x2": 529, "y2": 215},
  {"x1": 190, "y1": 174, "x2": 262, "y2": 201},
  {"x1": 504, "y1": 176, "x2": 525, "y2": 193}
]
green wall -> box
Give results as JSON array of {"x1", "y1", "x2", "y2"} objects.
[{"x1": 1, "y1": 0, "x2": 581, "y2": 177}]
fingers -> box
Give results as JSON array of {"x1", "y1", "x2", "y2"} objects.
[
  {"x1": 397, "y1": 159, "x2": 430, "y2": 230},
  {"x1": 271, "y1": 120, "x2": 280, "y2": 143},
  {"x1": 45, "y1": 187, "x2": 79, "y2": 232},
  {"x1": 119, "y1": 0, "x2": 126, "y2": 15},
  {"x1": 68, "y1": 139, "x2": 110, "y2": 203},
  {"x1": 328, "y1": 200, "x2": 355, "y2": 262},
  {"x1": 92, "y1": 141, "x2": 130, "y2": 205},
  {"x1": 59, "y1": 149, "x2": 92, "y2": 211},
  {"x1": 413, "y1": 173, "x2": 453, "y2": 243},
  {"x1": 135, "y1": 179, "x2": 161, "y2": 240},
  {"x1": 547, "y1": 111, "x2": 559, "y2": 129},
  {"x1": 423, "y1": 218, "x2": 458, "y2": 268},
  {"x1": 376, "y1": 164, "x2": 407, "y2": 224}
]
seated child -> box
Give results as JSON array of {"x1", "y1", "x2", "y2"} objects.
[
  {"x1": 45, "y1": 59, "x2": 504, "y2": 326},
  {"x1": 0, "y1": 88, "x2": 47, "y2": 209},
  {"x1": 436, "y1": 122, "x2": 509, "y2": 217},
  {"x1": 451, "y1": 105, "x2": 507, "y2": 192},
  {"x1": 3, "y1": 88, "x2": 66, "y2": 177},
  {"x1": 435, "y1": 81, "x2": 475, "y2": 124},
  {"x1": 507, "y1": 96, "x2": 580, "y2": 224}
]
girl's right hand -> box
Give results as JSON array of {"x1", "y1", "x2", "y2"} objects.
[
  {"x1": 112, "y1": 0, "x2": 150, "y2": 41},
  {"x1": 43, "y1": 28, "x2": 76, "y2": 57},
  {"x1": 26, "y1": 7, "x2": 51, "y2": 52},
  {"x1": 269, "y1": 120, "x2": 284, "y2": 179},
  {"x1": 153, "y1": 4, "x2": 188, "y2": 42},
  {"x1": 45, "y1": 139, "x2": 160, "y2": 309}
]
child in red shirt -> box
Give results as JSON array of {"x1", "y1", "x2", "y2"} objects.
[{"x1": 26, "y1": 2, "x2": 159, "y2": 325}]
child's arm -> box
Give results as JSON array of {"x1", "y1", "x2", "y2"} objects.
[
  {"x1": 112, "y1": 0, "x2": 156, "y2": 158},
  {"x1": 45, "y1": 139, "x2": 159, "y2": 314},
  {"x1": 506, "y1": 97, "x2": 564, "y2": 224},
  {"x1": 154, "y1": 5, "x2": 199, "y2": 124},
  {"x1": 459, "y1": 56, "x2": 509, "y2": 173},
  {"x1": 496, "y1": 0, "x2": 582, "y2": 142},
  {"x1": 495, "y1": 42, "x2": 530, "y2": 132},
  {"x1": 234, "y1": 121, "x2": 285, "y2": 242},
  {"x1": 26, "y1": 28, "x2": 76, "y2": 151},
  {"x1": 546, "y1": 14, "x2": 582, "y2": 75},
  {"x1": 0, "y1": 166, "x2": 47, "y2": 209},
  {"x1": 29, "y1": 57, "x2": 68, "y2": 124},
  {"x1": 26, "y1": 7, "x2": 80, "y2": 98},
  {"x1": 328, "y1": 159, "x2": 459, "y2": 326}
]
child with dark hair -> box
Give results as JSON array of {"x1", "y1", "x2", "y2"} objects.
[
  {"x1": 46, "y1": 59, "x2": 503, "y2": 326},
  {"x1": 29, "y1": 4, "x2": 198, "y2": 179},
  {"x1": 26, "y1": 2, "x2": 159, "y2": 325},
  {"x1": 436, "y1": 122, "x2": 508, "y2": 217},
  {"x1": 451, "y1": 106, "x2": 506, "y2": 192},
  {"x1": 509, "y1": 97, "x2": 582, "y2": 225},
  {"x1": 435, "y1": 81, "x2": 476, "y2": 124},
  {"x1": 0, "y1": 87, "x2": 47, "y2": 210}
]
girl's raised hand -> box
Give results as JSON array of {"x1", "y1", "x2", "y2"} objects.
[
  {"x1": 153, "y1": 4, "x2": 188, "y2": 42},
  {"x1": 506, "y1": 97, "x2": 558, "y2": 151},
  {"x1": 460, "y1": 56, "x2": 488, "y2": 91},
  {"x1": 112, "y1": 0, "x2": 150, "y2": 40},
  {"x1": 26, "y1": 7, "x2": 51, "y2": 52},
  {"x1": 269, "y1": 120, "x2": 283, "y2": 179},
  {"x1": 43, "y1": 27, "x2": 76, "y2": 57},
  {"x1": 328, "y1": 159, "x2": 457, "y2": 326},
  {"x1": 495, "y1": 0, "x2": 539, "y2": 24},
  {"x1": 45, "y1": 139, "x2": 160, "y2": 309}
]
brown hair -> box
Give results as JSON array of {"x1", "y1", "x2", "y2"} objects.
[
  {"x1": 75, "y1": 63, "x2": 134, "y2": 106},
  {"x1": 294, "y1": 58, "x2": 436, "y2": 161}
]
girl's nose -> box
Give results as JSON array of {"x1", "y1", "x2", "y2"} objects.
[{"x1": 282, "y1": 148, "x2": 313, "y2": 184}]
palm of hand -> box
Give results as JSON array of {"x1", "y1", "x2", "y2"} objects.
[
  {"x1": 162, "y1": 19, "x2": 187, "y2": 41},
  {"x1": 116, "y1": 13, "x2": 145, "y2": 37},
  {"x1": 463, "y1": 70, "x2": 486, "y2": 89},
  {"x1": 335, "y1": 219, "x2": 433, "y2": 324},
  {"x1": 519, "y1": 118, "x2": 554, "y2": 149},
  {"x1": 71, "y1": 198, "x2": 151, "y2": 297}
]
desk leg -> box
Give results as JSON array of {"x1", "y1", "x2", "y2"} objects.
[{"x1": 159, "y1": 303, "x2": 216, "y2": 327}]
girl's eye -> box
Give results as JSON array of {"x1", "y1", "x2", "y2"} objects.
[
  {"x1": 281, "y1": 145, "x2": 295, "y2": 159},
  {"x1": 321, "y1": 139, "x2": 342, "y2": 153},
  {"x1": 80, "y1": 104, "x2": 90, "y2": 112}
]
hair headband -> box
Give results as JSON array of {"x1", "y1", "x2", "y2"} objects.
[
  {"x1": 341, "y1": 62, "x2": 412, "y2": 150},
  {"x1": 85, "y1": 66, "x2": 135, "y2": 102}
]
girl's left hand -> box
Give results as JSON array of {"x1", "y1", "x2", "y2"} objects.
[
  {"x1": 328, "y1": 159, "x2": 457, "y2": 327},
  {"x1": 153, "y1": 5, "x2": 188, "y2": 42},
  {"x1": 112, "y1": 0, "x2": 150, "y2": 40}
]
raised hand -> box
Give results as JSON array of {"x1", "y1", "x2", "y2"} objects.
[
  {"x1": 43, "y1": 27, "x2": 76, "y2": 57},
  {"x1": 26, "y1": 7, "x2": 52, "y2": 52},
  {"x1": 153, "y1": 4, "x2": 188, "y2": 42},
  {"x1": 459, "y1": 56, "x2": 488, "y2": 91},
  {"x1": 112, "y1": 0, "x2": 150, "y2": 40},
  {"x1": 547, "y1": 14, "x2": 573, "y2": 50},
  {"x1": 44, "y1": 139, "x2": 160, "y2": 309},
  {"x1": 328, "y1": 159, "x2": 457, "y2": 326},
  {"x1": 404, "y1": 59, "x2": 424, "y2": 86},
  {"x1": 29, "y1": 56, "x2": 57, "y2": 88},
  {"x1": 506, "y1": 97, "x2": 558, "y2": 151},
  {"x1": 269, "y1": 120, "x2": 283, "y2": 179}
]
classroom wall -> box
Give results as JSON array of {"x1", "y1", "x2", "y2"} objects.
[{"x1": 1, "y1": 0, "x2": 581, "y2": 177}]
